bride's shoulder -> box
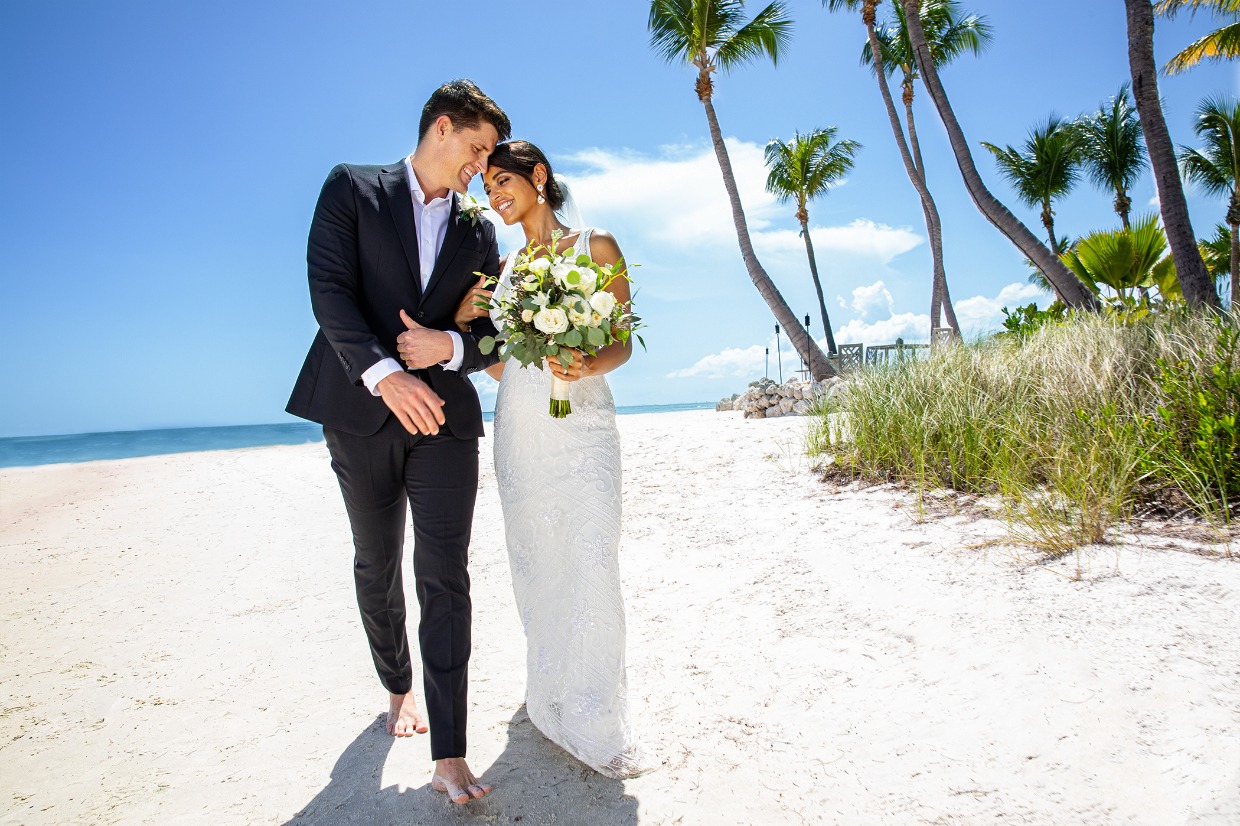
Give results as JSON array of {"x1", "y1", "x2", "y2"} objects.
[{"x1": 581, "y1": 227, "x2": 622, "y2": 263}]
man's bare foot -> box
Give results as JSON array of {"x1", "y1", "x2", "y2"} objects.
[
  {"x1": 386, "y1": 692, "x2": 428, "y2": 736},
  {"x1": 431, "y1": 757, "x2": 492, "y2": 805}
]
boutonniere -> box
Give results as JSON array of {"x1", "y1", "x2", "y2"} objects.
[{"x1": 459, "y1": 193, "x2": 488, "y2": 225}]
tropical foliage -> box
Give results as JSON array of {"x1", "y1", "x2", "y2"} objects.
[
  {"x1": 1179, "y1": 94, "x2": 1240, "y2": 306},
  {"x1": 1077, "y1": 85, "x2": 1148, "y2": 229},
  {"x1": 1156, "y1": 0, "x2": 1240, "y2": 74},
  {"x1": 982, "y1": 116, "x2": 1084, "y2": 257}
]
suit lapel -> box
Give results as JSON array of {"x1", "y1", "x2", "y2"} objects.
[
  {"x1": 379, "y1": 163, "x2": 422, "y2": 302},
  {"x1": 421, "y1": 195, "x2": 468, "y2": 304}
]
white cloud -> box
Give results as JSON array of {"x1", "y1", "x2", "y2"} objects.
[
  {"x1": 667, "y1": 344, "x2": 767, "y2": 379},
  {"x1": 953, "y1": 281, "x2": 1050, "y2": 334},
  {"x1": 850, "y1": 280, "x2": 895, "y2": 317},
  {"x1": 667, "y1": 334, "x2": 828, "y2": 380},
  {"x1": 833, "y1": 312, "x2": 929, "y2": 345}
]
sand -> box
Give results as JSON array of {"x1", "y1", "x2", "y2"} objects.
[{"x1": 1, "y1": 409, "x2": 1237, "y2": 825}]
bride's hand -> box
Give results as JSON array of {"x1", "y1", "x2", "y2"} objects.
[
  {"x1": 454, "y1": 276, "x2": 493, "y2": 332},
  {"x1": 547, "y1": 348, "x2": 591, "y2": 382}
]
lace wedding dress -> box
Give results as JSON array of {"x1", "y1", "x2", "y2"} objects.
[{"x1": 491, "y1": 228, "x2": 648, "y2": 778}]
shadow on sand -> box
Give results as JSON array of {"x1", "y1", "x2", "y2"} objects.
[{"x1": 284, "y1": 706, "x2": 639, "y2": 825}]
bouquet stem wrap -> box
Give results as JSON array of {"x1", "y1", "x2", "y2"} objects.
[{"x1": 549, "y1": 376, "x2": 572, "y2": 418}]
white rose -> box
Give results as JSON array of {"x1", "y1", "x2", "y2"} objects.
[
  {"x1": 521, "y1": 309, "x2": 535, "y2": 323},
  {"x1": 533, "y1": 307, "x2": 569, "y2": 335},
  {"x1": 589, "y1": 290, "x2": 616, "y2": 316},
  {"x1": 527, "y1": 258, "x2": 551, "y2": 275},
  {"x1": 550, "y1": 261, "x2": 574, "y2": 286},
  {"x1": 567, "y1": 302, "x2": 591, "y2": 326},
  {"x1": 591, "y1": 311, "x2": 604, "y2": 327},
  {"x1": 575, "y1": 271, "x2": 596, "y2": 297}
]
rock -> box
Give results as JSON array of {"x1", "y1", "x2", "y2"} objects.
[
  {"x1": 792, "y1": 399, "x2": 812, "y2": 415},
  {"x1": 779, "y1": 397, "x2": 796, "y2": 415},
  {"x1": 746, "y1": 407, "x2": 765, "y2": 419}
]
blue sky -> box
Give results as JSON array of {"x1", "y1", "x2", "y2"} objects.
[{"x1": 1, "y1": 0, "x2": 1236, "y2": 437}]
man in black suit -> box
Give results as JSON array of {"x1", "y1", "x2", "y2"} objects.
[{"x1": 286, "y1": 79, "x2": 508, "y2": 805}]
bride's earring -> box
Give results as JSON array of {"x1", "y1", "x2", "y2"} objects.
[{"x1": 536, "y1": 183, "x2": 546, "y2": 205}]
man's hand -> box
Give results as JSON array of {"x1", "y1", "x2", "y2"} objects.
[
  {"x1": 376, "y1": 372, "x2": 446, "y2": 436},
  {"x1": 397, "y1": 310, "x2": 454, "y2": 369}
]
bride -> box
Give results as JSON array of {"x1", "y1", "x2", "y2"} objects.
[{"x1": 453, "y1": 139, "x2": 650, "y2": 778}]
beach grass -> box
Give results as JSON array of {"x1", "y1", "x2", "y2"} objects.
[{"x1": 809, "y1": 309, "x2": 1240, "y2": 554}]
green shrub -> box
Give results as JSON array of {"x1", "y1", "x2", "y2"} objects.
[{"x1": 811, "y1": 311, "x2": 1239, "y2": 552}]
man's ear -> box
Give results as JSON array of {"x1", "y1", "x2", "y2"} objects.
[{"x1": 435, "y1": 114, "x2": 453, "y2": 140}]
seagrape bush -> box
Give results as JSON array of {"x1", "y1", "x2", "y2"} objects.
[{"x1": 809, "y1": 310, "x2": 1240, "y2": 552}]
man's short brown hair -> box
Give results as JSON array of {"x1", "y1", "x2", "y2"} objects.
[{"x1": 418, "y1": 79, "x2": 511, "y2": 144}]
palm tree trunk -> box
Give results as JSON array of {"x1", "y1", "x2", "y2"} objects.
[
  {"x1": 898, "y1": 0, "x2": 1099, "y2": 309},
  {"x1": 799, "y1": 215, "x2": 838, "y2": 354},
  {"x1": 1116, "y1": 189, "x2": 1132, "y2": 229},
  {"x1": 699, "y1": 89, "x2": 834, "y2": 380},
  {"x1": 859, "y1": 1, "x2": 962, "y2": 337},
  {"x1": 1042, "y1": 204, "x2": 1060, "y2": 255},
  {"x1": 1123, "y1": 0, "x2": 1221, "y2": 310},
  {"x1": 906, "y1": 91, "x2": 960, "y2": 335},
  {"x1": 1230, "y1": 219, "x2": 1239, "y2": 308}
]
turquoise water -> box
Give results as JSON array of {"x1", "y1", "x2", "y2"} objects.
[{"x1": 0, "y1": 403, "x2": 715, "y2": 468}]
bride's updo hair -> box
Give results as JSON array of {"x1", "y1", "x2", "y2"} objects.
[{"x1": 488, "y1": 140, "x2": 565, "y2": 211}]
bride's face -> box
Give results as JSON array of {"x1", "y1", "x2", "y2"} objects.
[{"x1": 482, "y1": 165, "x2": 543, "y2": 225}]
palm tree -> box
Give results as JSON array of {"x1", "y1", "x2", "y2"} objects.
[
  {"x1": 649, "y1": 0, "x2": 834, "y2": 379},
  {"x1": 1077, "y1": 84, "x2": 1148, "y2": 230},
  {"x1": 1123, "y1": 0, "x2": 1221, "y2": 309},
  {"x1": 1155, "y1": 0, "x2": 1240, "y2": 74},
  {"x1": 892, "y1": 0, "x2": 1099, "y2": 309},
  {"x1": 1200, "y1": 223, "x2": 1233, "y2": 302},
  {"x1": 856, "y1": 0, "x2": 989, "y2": 338},
  {"x1": 981, "y1": 117, "x2": 1084, "y2": 268},
  {"x1": 763, "y1": 128, "x2": 860, "y2": 355},
  {"x1": 1180, "y1": 94, "x2": 1240, "y2": 306}
]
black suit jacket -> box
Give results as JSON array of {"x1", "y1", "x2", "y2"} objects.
[{"x1": 286, "y1": 162, "x2": 500, "y2": 438}]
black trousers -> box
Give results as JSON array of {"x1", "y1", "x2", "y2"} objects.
[{"x1": 323, "y1": 415, "x2": 479, "y2": 760}]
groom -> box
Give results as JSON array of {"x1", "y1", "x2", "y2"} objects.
[{"x1": 286, "y1": 79, "x2": 508, "y2": 804}]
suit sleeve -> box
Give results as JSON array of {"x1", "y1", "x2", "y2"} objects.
[
  {"x1": 455, "y1": 227, "x2": 503, "y2": 377},
  {"x1": 306, "y1": 164, "x2": 390, "y2": 386}
]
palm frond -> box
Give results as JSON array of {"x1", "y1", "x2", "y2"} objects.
[
  {"x1": 1078, "y1": 84, "x2": 1147, "y2": 194},
  {"x1": 1164, "y1": 20, "x2": 1240, "y2": 73},
  {"x1": 1155, "y1": 0, "x2": 1240, "y2": 19},
  {"x1": 1179, "y1": 94, "x2": 1240, "y2": 196},
  {"x1": 715, "y1": 0, "x2": 794, "y2": 70}
]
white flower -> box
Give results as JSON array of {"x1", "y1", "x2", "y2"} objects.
[
  {"x1": 567, "y1": 301, "x2": 592, "y2": 326},
  {"x1": 521, "y1": 309, "x2": 535, "y2": 323},
  {"x1": 591, "y1": 311, "x2": 604, "y2": 327},
  {"x1": 589, "y1": 290, "x2": 616, "y2": 317},
  {"x1": 533, "y1": 307, "x2": 569, "y2": 334},
  {"x1": 527, "y1": 258, "x2": 551, "y2": 276},
  {"x1": 532, "y1": 291, "x2": 551, "y2": 307},
  {"x1": 550, "y1": 261, "x2": 575, "y2": 287},
  {"x1": 520, "y1": 274, "x2": 539, "y2": 290}
]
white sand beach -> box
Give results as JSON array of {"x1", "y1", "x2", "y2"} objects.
[{"x1": 1, "y1": 409, "x2": 1238, "y2": 825}]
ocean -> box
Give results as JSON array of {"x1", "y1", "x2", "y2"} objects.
[{"x1": 0, "y1": 403, "x2": 716, "y2": 468}]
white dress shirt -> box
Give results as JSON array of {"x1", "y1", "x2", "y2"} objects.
[{"x1": 360, "y1": 157, "x2": 465, "y2": 394}]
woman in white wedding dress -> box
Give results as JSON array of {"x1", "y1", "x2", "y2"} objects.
[{"x1": 453, "y1": 140, "x2": 650, "y2": 778}]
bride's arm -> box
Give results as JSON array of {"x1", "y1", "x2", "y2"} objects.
[{"x1": 547, "y1": 230, "x2": 633, "y2": 382}]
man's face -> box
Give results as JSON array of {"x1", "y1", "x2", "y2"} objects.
[{"x1": 430, "y1": 117, "x2": 500, "y2": 194}]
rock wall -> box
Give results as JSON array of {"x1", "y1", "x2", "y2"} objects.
[{"x1": 715, "y1": 377, "x2": 847, "y2": 419}]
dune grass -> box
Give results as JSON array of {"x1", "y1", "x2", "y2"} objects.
[{"x1": 809, "y1": 310, "x2": 1240, "y2": 554}]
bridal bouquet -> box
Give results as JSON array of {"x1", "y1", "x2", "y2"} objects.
[{"x1": 478, "y1": 231, "x2": 642, "y2": 418}]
